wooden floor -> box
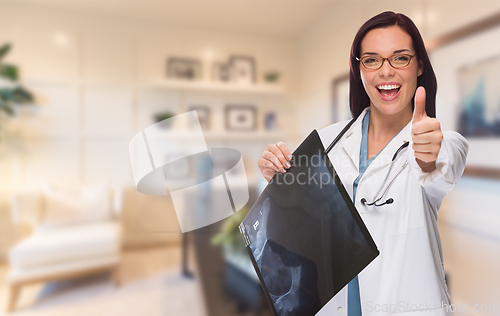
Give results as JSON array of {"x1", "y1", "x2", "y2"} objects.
[
  {"x1": 118, "y1": 244, "x2": 185, "y2": 285},
  {"x1": 0, "y1": 244, "x2": 202, "y2": 315}
]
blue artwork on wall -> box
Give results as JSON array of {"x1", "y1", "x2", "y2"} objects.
[{"x1": 458, "y1": 58, "x2": 500, "y2": 137}]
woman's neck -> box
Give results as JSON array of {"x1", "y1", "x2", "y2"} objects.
[{"x1": 368, "y1": 104, "x2": 412, "y2": 143}]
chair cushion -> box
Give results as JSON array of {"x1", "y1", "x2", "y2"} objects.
[
  {"x1": 41, "y1": 184, "x2": 111, "y2": 229},
  {"x1": 9, "y1": 222, "x2": 121, "y2": 269},
  {"x1": 7, "y1": 254, "x2": 119, "y2": 284}
]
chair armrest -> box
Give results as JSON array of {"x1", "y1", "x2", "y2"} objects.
[{"x1": 10, "y1": 190, "x2": 43, "y2": 229}]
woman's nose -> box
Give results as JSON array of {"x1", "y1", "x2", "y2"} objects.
[{"x1": 378, "y1": 59, "x2": 395, "y2": 77}]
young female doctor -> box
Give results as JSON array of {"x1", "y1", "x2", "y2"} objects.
[{"x1": 257, "y1": 11, "x2": 468, "y2": 316}]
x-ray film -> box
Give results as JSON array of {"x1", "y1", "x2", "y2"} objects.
[{"x1": 240, "y1": 129, "x2": 379, "y2": 316}]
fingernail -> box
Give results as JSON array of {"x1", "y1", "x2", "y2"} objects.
[
  {"x1": 287, "y1": 155, "x2": 292, "y2": 160},
  {"x1": 285, "y1": 162, "x2": 290, "y2": 168},
  {"x1": 282, "y1": 168, "x2": 286, "y2": 173}
]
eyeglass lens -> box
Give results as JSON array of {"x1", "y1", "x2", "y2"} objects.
[{"x1": 362, "y1": 54, "x2": 412, "y2": 69}]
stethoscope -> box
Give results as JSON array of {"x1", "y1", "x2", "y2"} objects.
[
  {"x1": 360, "y1": 141, "x2": 409, "y2": 207},
  {"x1": 325, "y1": 118, "x2": 410, "y2": 208}
]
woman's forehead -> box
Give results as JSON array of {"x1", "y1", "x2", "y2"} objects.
[{"x1": 360, "y1": 26, "x2": 414, "y2": 55}]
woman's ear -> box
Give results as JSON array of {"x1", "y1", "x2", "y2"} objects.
[{"x1": 417, "y1": 60, "x2": 424, "y2": 77}]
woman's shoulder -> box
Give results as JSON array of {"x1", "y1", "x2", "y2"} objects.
[
  {"x1": 317, "y1": 119, "x2": 352, "y2": 150},
  {"x1": 442, "y1": 130, "x2": 469, "y2": 154}
]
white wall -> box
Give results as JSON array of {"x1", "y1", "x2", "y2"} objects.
[
  {"x1": 439, "y1": 177, "x2": 500, "y2": 315},
  {"x1": 0, "y1": 3, "x2": 300, "y2": 192}
]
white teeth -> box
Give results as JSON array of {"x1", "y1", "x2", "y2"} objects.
[{"x1": 377, "y1": 84, "x2": 401, "y2": 90}]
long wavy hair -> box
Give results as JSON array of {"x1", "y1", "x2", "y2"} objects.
[{"x1": 349, "y1": 11, "x2": 437, "y2": 119}]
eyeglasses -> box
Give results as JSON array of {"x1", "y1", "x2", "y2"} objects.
[{"x1": 356, "y1": 53, "x2": 416, "y2": 70}]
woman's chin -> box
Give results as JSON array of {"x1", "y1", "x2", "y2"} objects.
[{"x1": 371, "y1": 103, "x2": 410, "y2": 117}]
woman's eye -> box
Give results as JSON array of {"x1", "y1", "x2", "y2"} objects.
[
  {"x1": 364, "y1": 58, "x2": 378, "y2": 64},
  {"x1": 393, "y1": 55, "x2": 410, "y2": 62}
]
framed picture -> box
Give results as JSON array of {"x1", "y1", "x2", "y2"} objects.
[
  {"x1": 212, "y1": 62, "x2": 232, "y2": 82},
  {"x1": 229, "y1": 55, "x2": 256, "y2": 85},
  {"x1": 167, "y1": 57, "x2": 202, "y2": 80},
  {"x1": 188, "y1": 106, "x2": 210, "y2": 130},
  {"x1": 225, "y1": 105, "x2": 257, "y2": 131},
  {"x1": 456, "y1": 56, "x2": 500, "y2": 138},
  {"x1": 429, "y1": 14, "x2": 500, "y2": 177}
]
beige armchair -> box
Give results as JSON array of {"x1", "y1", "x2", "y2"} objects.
[{"x1": 6, "y1": 184, "x2": 122, "y2": 313}]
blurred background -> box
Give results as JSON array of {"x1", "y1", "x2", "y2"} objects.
[{"x1": 0, "y1": 0, "x2": 499, "y2": 315}]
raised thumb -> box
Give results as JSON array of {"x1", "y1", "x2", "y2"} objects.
[{"x1": 413, "y1": 86, "x2": 427, "y2": 123}]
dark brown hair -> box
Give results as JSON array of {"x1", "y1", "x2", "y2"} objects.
[{"x1": 349, "y1": 11, "x2": 437, "y2": 119}]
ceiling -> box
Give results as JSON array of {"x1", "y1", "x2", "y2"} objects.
[{"x1": 4, "y1": 0, "x2": 345, "y2": 37}]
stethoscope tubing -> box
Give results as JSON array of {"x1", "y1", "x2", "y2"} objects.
[{"x1": 362, "y1": 142, "x2": 409, "y2": 207}]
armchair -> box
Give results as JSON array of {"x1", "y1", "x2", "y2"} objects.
[{"x1": 6, "y1": 184, "x2": 122, "y2": 312}]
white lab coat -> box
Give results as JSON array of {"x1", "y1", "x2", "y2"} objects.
[{"x1": 316, "y1": 107, "x2": 469, "y2": 316}]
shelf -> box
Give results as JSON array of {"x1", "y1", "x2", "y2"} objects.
[
  {"x1": 24, "y1": 78, "x2": 134, "y2": 87},
  {"x1": 23, "y1": 78, "x2": 287, "y2": 96},
  {"x1": 148, "y1": 79, "x2": 286, "y2": 96},
  {"x1": 205, "y1": 131, "x2": 285, "y2": 141}
]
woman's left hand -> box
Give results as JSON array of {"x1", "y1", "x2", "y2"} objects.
[{"x1": 411, "y1": 86, "x2": 443, "y2": 173}]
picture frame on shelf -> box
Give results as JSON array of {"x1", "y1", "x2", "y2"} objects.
[
  {"x1": 188, "y1": 106, "x2": 210, "y2": 130},
  {"x1": 225, "y1": 105, "x2": 257, "y2": 131},
  {"x1": 212, "y1": 62, "x2": 232, "y2": 82},
  {"x1": 167, "y1": 57, "x2": 202, "y2": 81},
  {"x1": 229, "y1": 55, "x2": 256, "y2": 85}
]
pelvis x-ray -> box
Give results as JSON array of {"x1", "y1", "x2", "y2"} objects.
[{"x1": 240, "y1": 130, "x2": 379, "y2": 316}]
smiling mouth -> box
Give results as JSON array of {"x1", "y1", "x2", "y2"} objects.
[{"x1": 376, "y1": 84, "x2": 401, "y2": 101}]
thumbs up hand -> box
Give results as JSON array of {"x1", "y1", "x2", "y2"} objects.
[{"x1": 411, "y1": 86, "x2": 443, "y2": 173}]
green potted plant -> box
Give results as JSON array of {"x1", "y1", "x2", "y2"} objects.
[
  {"x1": 263, "y1": 71, "x2": 281, "y2": 83},
  {"x1": 211, "y1": 208, "x2": 258, "y2": 281},
  {"x1": 0, "y1": 43, "x2": 34, "y2": 117},
  {"x1": 153, "y1": 110, "x2": 176, "y2": 128},
  {"x1": 211, "y1": 207, "x2": 249, "y2": 256}
]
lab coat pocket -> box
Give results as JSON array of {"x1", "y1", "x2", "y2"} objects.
[
  {"x1": 389, "y1": 175, "x2": 427, "y2": 236},
  {"x1": 359, "y1": 166, "x2": 425, "y2": 237}
]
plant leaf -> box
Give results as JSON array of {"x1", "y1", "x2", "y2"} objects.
[
  {"x1": 0, "y1": 89, "x2": 14, "y2": 100},
  {"x1": 0, "y1": 64, "x2": 18, "y2": 81},
  {"x1": 12, "y1": 87, "x2": 34, "y2": 103},
  {"x1": 0, "y1": 43, "x2": 11, "y2": 60}
]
